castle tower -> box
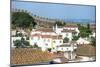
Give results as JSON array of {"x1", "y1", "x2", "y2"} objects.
[
  {"x1": 52, "y1": 24, "x2": 59, "y2": 34},
  {"x1": 55, "y1": 24, "x2": 58, "y2": 34}
]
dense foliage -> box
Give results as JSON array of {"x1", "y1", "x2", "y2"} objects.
[
  {"x1": 33, "y1": 44, "x2": 39, "y2": 48},
  {"x1": 47, "y1": 48, "x2": 52, "y2": 52},
  {"x1": 11, "y1": 12, "x2": 37, "y2": 29},
  {"x1": 63, "y1": 37, "x2": 69, "y2": 43},
  {"x1": 77, "y1": 24, "x2": 92, "y2": 38},
  {"x1": 13, "y1": 37, "x2": 30, "y2": 48},
  {"x1": 72, "y1": 35, "x2": 80, "y2": 41},
  {"x1": 91, "y1": 37, "x2": 96, "y2": 47}
]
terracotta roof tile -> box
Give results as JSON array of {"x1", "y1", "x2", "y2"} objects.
[
  {"x1": 41, "y1": 35, "x2": 51, "y2": 38},
  {"x1": 61, "y1": 29, "x2": 76, "y2": 32},
  {"x1": 36, "y1": 28, "x2": 54, "y2": 32},
  {"x1": 32, "y1": 34, "x2": 41, "y2": 37},
  {"x1": 52, "y1": 35, "x2": 62, "y2": 39}
]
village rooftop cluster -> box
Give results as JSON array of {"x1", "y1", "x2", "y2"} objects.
[
  {"x1": 11, "y1": 2, "x2": 96, "y2": 65},
  {"x1": 11, "y1": 11, "x2": 96, "y2": 61}
]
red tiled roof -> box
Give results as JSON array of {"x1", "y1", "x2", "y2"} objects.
[
  {"x1": 41, "y1": 35, "x2": 62, "y2": 39},
  {"x1": 32, "y1": 34, "x2": 62, "y2": 39},
  {"x1": 35, "y1": 28, "x2": 54, "y2": 32},
  {"x1": 41, "y1": 35, "x2": 51, "y2": 38},
  {"x1": 11, "y1": 48, "x2": 56, "y2": 65},
  {"x1": 52, "y1": 35, "x2": 62, "y2": 39},
  {"x1": 32, "y1": 34, "x2": 41, "y2": 37},
  {"x1": 61, "y1": 29, "x2": 76, "y2": 32}
]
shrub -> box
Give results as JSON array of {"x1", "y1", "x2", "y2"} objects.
[{"x1": 63, "y1": 37, "x2": 69, "y2": 43}]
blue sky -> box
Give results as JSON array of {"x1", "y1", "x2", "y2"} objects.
[{"x1": 12, "y1": 1, "x2": 96, "y2": 22}]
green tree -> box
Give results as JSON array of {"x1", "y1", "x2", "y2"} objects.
[
  {"x1": 77, "y1": 24, "x2": 92, "y2": 38},
  {"x1": 91, "y1": 37, "x2": 96, "y2": 47},
  {"x1": 87, "y1": 23, "x2": 92, "y2": 34},
  {"x1": 11, "y1": 12, "x2": 37, "y2": 29},
  {"x1": 63, "y1": 37, "x2": 69, "y2": 43},
  {"x1": 79, "y1": 32, "x2": 89, "y2": 38},
  {"x1": 22, "y1": 41, "x2": 30, "y2": 47},
  {"x1": 16, "y1": 32, "x2": 23, "y2": 37},
  {"x1": 72, "y1": 35, "x2": 80, "y2": 41},
  {"x1": 87, "y1": 23, "x2": 90, "y2": 30},
  {"x1": 21, "y1": 37, "x2": 30, "y2": 47},
  {"x1": 33, "y1": 43, "x2": 39, "y2": 48},
  {"x1": 13, "y1": 37, "x2": 30, "y2": 48},
  {"x1": 13, "y1": 40, "x2": 22, "y2": 48},
  {"x1": 48, "y1": 48, "x2": 52, "y2": 52}
]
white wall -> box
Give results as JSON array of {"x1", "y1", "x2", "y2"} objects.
[
  {"x1": 57, "y1": 45, "x2": 77, "y2": 52},
  {"x1": 61, "y1": 32, "x2": 73, "y2": 41},
  {"x1": 42, "y1": 38, "x2": 52, "y2": 48},
  {"x1": 30, "y1": 36, "x2": 53, "y2": 48},
  {"x1": 53, "y1": 39, "x2": 63, "y2": 46}
]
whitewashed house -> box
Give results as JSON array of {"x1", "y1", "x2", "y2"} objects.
[
  {"x1": 30, "y1": 24, "x2": 80, "y2": 52},
  {"x1": 56, "y1": 42, "x2": 77, "y2": 60},
  {"x1": 61, "y1": 25, "x2": 79, "y2": 41},
  {"x1": 30, "y1": 34, "x2": 63, "y2": 51},
  {"x1": 63, "y1": 24, "x2": 80, "y2": 35},
  {"x1": 51, "y1": 35, "x2": 63, "y2": 52},
  {"x1": 55, "y1": 24, "x2": 79, "y2": 41},
  {"x1": 76, "y1": 38, "x2": 90, "y2": 45},
  {"x1": 30, "y1": 27, "x2": 63, "y2": 51},
  {"x1": 61, "y1": 29, "x2": 75, "y2": 41},
  {"x1": 56, "y1": 42, "x2": 77, "y2": 52}
]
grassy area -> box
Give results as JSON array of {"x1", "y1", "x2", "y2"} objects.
[
  {"x1": 76, "y1": 44, "x2": 96, "y2": 57},
  {"x1": 11, "y1": 48, "x2": 56, "y2": 65}
]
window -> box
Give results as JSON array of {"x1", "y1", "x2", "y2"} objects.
[
  {"x1": 72, "y1": 32, "x2": 77, "y2": 35},
  {"x1": 56, "y1": 46, "x2": 59, "y2": 48},
  {"x1": 60, "y1": 40, "x2": 62, "y2": 43},
  {"x1": 66, "y1": 48, "x2": 68, "y2": 50},
  {"x1": 61, "y1": 48, "x2": 63, "y2": 50},
  {"x1": 45, "y1": 44, "x2": 48, "y2": 46},
  {"x1": 53, "y1": 41, "x2": 55, "y2": 43}
]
